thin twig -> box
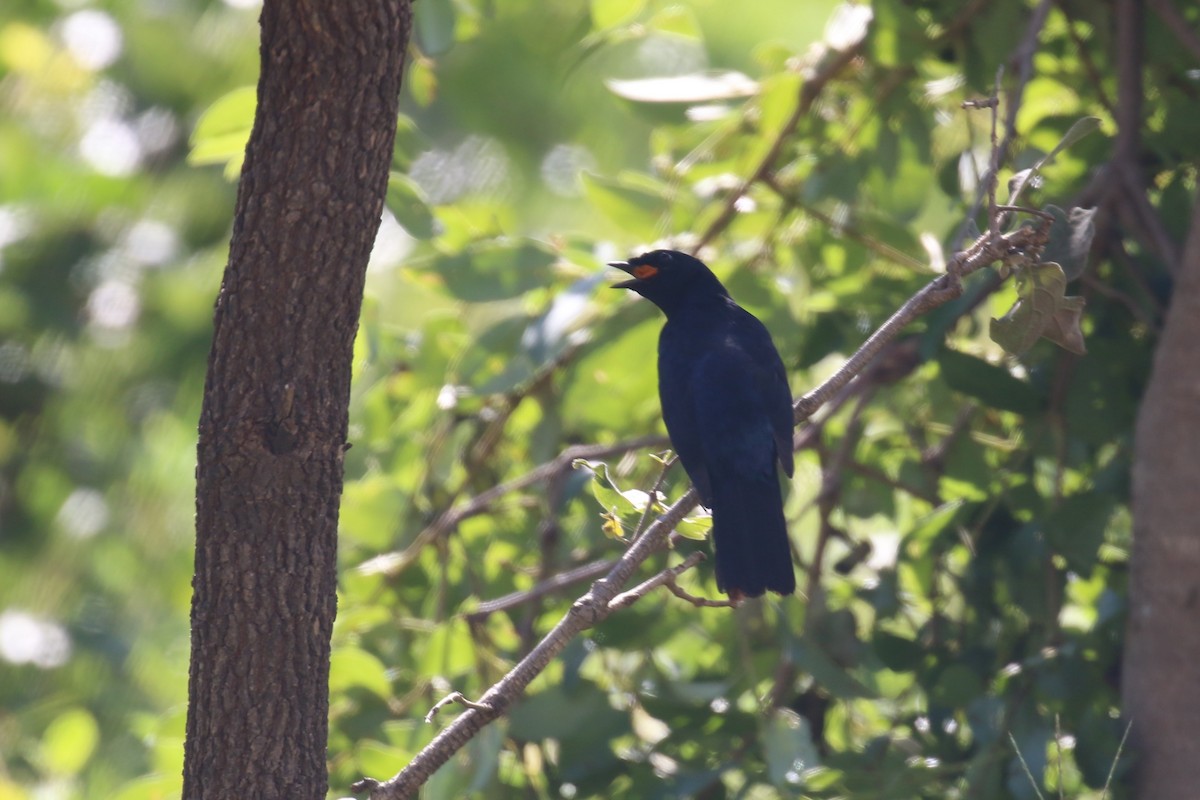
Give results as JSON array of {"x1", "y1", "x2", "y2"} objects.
[
  {"x1": 663, "y1": 578, "x2": 740, "y2": 609},
  {"x1": 922, "y1": 404, "x2": 977, "y2": 469},
  {"x1": 1113, "y1": 0, "x2": 1142, "y2": 168},
  {"x1": 1080, "y1": 273, "x2": 1158, "y2": 330},
  {"x1": 464, "y1": 558, "x2": 616, "y2": 623},
  {"x1": 1147, "y1": 0, "x2": 1200, "y2": 61},
  {"x1": 1008, "y1": 731, "x2": 1048, "y2": 800},
  {"x1": 954, "y1": 0, "x2": 1052, "y2": 250},
  {"x1": 845, "y1": 459, "x2": 940, "y2": 504},
  {"x1": 1006, "y1": 0, "x2": 1053, "y2": 148},
  {"x1": 424, "y1": 692, "x2": 493, "y2": 724},
  {"x1": 1053, "y1": 0, "x2": 1115, "y2": 114},
  {"x1": 607, "y1": 551, "x2": 707, "y2": 612},
  {"x1": 357, "y1": 434, "x2": 666, "y2": 577},
  {"x1": 1100, "y1": 718, "x2": 1133, "y2": 800},
  {"x1": 1115, "y1": 160, "x2": 1180, "y2": 271},
  {"x1": 987, "y1": 65, "x2": 1004, "y2": 241},
  {"x1": 760, "y1": 174, "x2": 928, "y2": 271}
]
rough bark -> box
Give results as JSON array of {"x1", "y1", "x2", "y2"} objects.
[
  {"x1": 183, "y1": 3, "x2": 410, "y2": 798},
  {"x1": 1124, "y1": 190, "x2": 1200, "y2": 799}
]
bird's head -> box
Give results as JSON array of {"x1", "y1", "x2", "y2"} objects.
[{"x1": 609, "y1": 249, "x2": 729, "y2": 314}]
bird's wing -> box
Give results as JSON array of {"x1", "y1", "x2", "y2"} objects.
[
  {"x1": 690, "y1": 342, "x2": 783, "y2": 482},
  {"x1": 727, "y1": 309, "x2": 794, "y2": 477}
]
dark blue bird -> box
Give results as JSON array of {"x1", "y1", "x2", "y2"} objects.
[{"x1": 611, "y1": 250, "x2": 796, "y2": 600}]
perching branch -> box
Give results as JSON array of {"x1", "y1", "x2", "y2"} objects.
[{"x1": 794, "y1": 216, "x2": 1046, "y2": 420}]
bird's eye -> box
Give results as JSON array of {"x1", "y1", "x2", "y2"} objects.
[{"x1": 633, "y1": 265, "x2": 658, "y2": 279}]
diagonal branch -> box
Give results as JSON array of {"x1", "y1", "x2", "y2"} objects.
[
  {"x1": 794, "y1": 217, "x2": 1047, "y2": 421},
  {"x1": 695, "y1": 40, "x2": 866, "y2": 250},
  {"x1": 1147, "y1": 0, "x2": 1200, "y2": 61}
]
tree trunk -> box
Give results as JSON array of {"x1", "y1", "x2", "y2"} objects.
[
  {"x1": 183, "y1": 3, "x2": 410, "y2": 798},
  {"x1": 1124, "y1": 191, "x2": 1200, "y2": 799}
]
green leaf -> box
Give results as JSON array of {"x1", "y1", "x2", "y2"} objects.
[
  {"x1": 1040, "y1": 295, "x2": 1087, "y2": 354},
  {"x1": 356, "y1": 740, "x2": 414, "y2": 781},
  {"x1": 674, "y1": 506, "x2": 712, "y2": 540},
  {"x1": 869, "y1": 0, "x2": 922, "y2": 66},
  {"x1": 1007, "y1": 116, "x2": 1101, "y2": 207},
  {"x1": 936, "y1": 348, "x2": 1042, "y2": 414},
  {"x1": 1042, "y1": 492, "x2": 1116, "y2": 574},
  {"x1": 190, "y1": 85, "x2": 256, "y2": 144},
  {"x1": 421, "y1": 619, "x2": 476, "y2": 677},
  {"x1": 931, "y1": 663, "x2": 984, "y2": 707},
  {"x1": 580, "y1": 171, "x2": 671, "y2": 241},
  {"x1": 426, "y1": 240, "x2": 557, "y2": 302},
  {"x1": 988, "y1": 297, "x2": 1044, "y2": 356},
  {"x1": 329, "y1": 646, "x2": 391, "y2": 698},
  {"x1": 1041, "y1": 204, "x2": 1097, "y2": 281},
  {"x1": 874, "y1": 139, "x2": 934, "y2": 221},
  {"x1": 874, "y1": 632, "x2": 923, "y2": 672},
  {"x1": 757, "y1": 72, "x2": 802, "y2": 140},
  {"x1": 907, "y1": 503, "x2": 964, "y2": 561},
  {"x1": 187, "y1": 132, "x2": 251, "y2": 172},
  {"x1": 561, "y1": 316, "x2": 660, "y2": 431},
  {"x1": 649, "y1": 6, "x2": 702, "y2": 39},
  {"x1": 188, "y1": 85, "x2": 256, "y2": 177},
  {"x1": 467, "y1": 722, "x2": 506, "y2": 791},
  {"x1": 385, "y1": 172, "x2": 436, "y2": 239},
  {"x1": 509, "y1": 684, "x2": 627, "y2": 741},
  {"x1": 790, "y1": 639, "x2": 878, "y2": 699},
  {"x1": 340, "y1": 474, "x2": 406, "y2": 550},
  {"x1": 414, "y1": 0, "x2": 457, "y2": 55},
  {"x1": 392, "y1": 114, "x2": 426, "y2": 171},
  {"x1": 575, "y1": 458, "x2": 677, "y2": 538},
  {"x1": 407, "y1": 58, "x2": 438, "y2": 107},
  {"x1": 990, "y1": 262, "x2": 1087, "y2": 356},
  {"x1": 763, "y1": 709, "x2": 821, "y2": 790},
  {"x1": 40, "y1": 708, "x2": 99, "y2": 776},
  {"x1": 590, "y1": 0, "x2": 646, "y2": 30}
]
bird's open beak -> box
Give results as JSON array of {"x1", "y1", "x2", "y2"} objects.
[{"x1": 608, "y1": 261, "x2": 639, "y2": 290}]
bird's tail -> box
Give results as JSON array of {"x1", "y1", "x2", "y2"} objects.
[{"x1": 709, "y1": 474, "x2": 795, "y2": 599}]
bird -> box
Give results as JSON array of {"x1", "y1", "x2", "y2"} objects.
[{"x1": 610, "y1": 249, "x2": 796, "y2": 600}]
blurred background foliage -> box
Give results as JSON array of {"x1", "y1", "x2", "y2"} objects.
[{"x1": 1, "y1": 0, "x2": 1192, "y2": 797}]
